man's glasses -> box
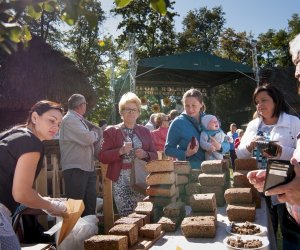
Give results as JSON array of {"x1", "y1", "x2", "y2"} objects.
[{"x1": 123, "y1": 108, "x2": 139, "y2": 114}]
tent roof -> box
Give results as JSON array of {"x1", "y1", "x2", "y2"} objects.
[{"x1": 136, "y1": 51, "x2": 253, "y2": 88}]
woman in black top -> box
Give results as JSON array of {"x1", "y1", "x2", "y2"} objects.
[{"x1": 0, "y1": 100, "x2": 67, "y2": 249}]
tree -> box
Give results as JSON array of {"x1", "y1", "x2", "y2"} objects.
[
  {"x1": 112, "y1": 0, "x2": 178, "y2": 59},
  {"x1": 177, "y1": 6, "x2": 225, "y2": 53},
  {"x1": 65, "y1": 0, "x2": 113, "y2": 124}
]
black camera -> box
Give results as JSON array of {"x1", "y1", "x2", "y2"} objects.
[
  {"x1": 263, "y1": 159, "x2": 295, "y2": 192},
  {"x1": 256, "y1": 141, "x2": 280, "y2": 157}
]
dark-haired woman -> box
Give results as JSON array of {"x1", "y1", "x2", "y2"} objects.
[
  {"x1": 0, "y1": 100, "x2": 67, "y2": 249},
  {"x1": 236, "y1": 84, "x2": 300, "y2": 250}
]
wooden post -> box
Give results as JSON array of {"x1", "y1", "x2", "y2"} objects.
[
  {"x1": 100, "y1": 163, "x2": 114, "y2": 234},
  {"x1": 51, "y1": 154, "x2": 60, "y2": 198}
]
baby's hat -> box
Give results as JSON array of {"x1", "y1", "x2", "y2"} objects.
[{"x1": 201, "y1": 114, "x2": 216, "y2": 129}]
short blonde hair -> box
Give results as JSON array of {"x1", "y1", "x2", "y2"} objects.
[
  {"x1": 118, "y1": 92, "x2": 142, "y2": 113},
  {"x1": 289, "y1": 33, "x2": 300, "y2": 64},
  {"x1": 154, "y1": 113, "x2": 169, "y2": 127}
]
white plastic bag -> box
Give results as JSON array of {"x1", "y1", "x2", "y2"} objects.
[{"x1": 45, "y1": 215, "x2": 98, "y2": 250}]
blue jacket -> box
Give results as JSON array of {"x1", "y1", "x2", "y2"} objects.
[{"x1": 164, "y1": 112, "x2": 205, "y2": 169}]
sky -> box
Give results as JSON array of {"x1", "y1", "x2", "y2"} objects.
[{"x1": 101, "y1": 0, "x2": 300, "y2": 39}]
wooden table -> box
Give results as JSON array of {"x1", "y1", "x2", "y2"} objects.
[{"x1": 151, "y1": 198, "x2": 275, "y2": 250}]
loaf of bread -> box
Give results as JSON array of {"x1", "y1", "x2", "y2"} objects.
[
  {"x1": 227, "y1": 204, "x2": 256, "y2": 222},
  {"x1": 163, "y1": 201, "x2": 185, "y2": 217},
  {"x1": 201, "y1": 160, "x2": 223, "y2": 174},
  {"x1": 189, "y1": 169, "x2": 201, "y2": 182},
  {"x1": 145, "y1": 160, "x2": 174, "y2": 173},
  {"x1": 134, "y1": 202, "x2": 153, "y2": 215},
  {"x1": 186, "y1": 213, "x2": 217, "y2": 227},
  {"x1": 181, "y1": 216, "x2": 216, "y2": 238},
  {"x1": 200, "y1": 185, "x2": 224, "y2": 197},
  {"x1": 198, "y1": 173, "x2": 225, "y2": 186},
  {"x1": 235, "y1": 158, "x2": 257, "y2": 171},
  {"x1": 139, "y1": 223, "x2": 162, "y2": 239},
  {"x1": 185, "y1": 182, "x2": 201, "y2": 196},
  {"x1": 84, "y1": 235, "x2": 128, "y2": 250},
  {"x1": 224, "y1": 188, "x2": 253, "y2": 204},
  {"x1": 114, "y1": 217, "x2": 144, "y2": 229},
  {"x1": 108, "y1": 224, "x2": 138, "y2": 247},
  {"x1": 233, "y1": 171, "x2": 253, "y2": 188},
  {"x1": 146, "y1": 171, "x2": 176, "y2": 186},
  {"x1": 252, "y1": 188, "x2": 261, "y2": 208},
  {"x1": 173, "y1": 161, "x2": 191, "y2": 174},
  {"x1": 176, "y1": 174, "x2": 189, "y2": 185},
  {"x1": 146, "y1": 184, "x2": 176, "y2": 197},
  {"x1": 190, "y1": 193, "x2": 217, "y2": 212},
  {"x1": 128, "y1": 213, "x2": 150, "y2": 226},
  {"x1": 157, "y1": 216, "x2": 180, "y2": 232}
]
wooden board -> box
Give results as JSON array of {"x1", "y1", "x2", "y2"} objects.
[{"x1": 130, "y1": 231, "x2": 164, "y2": 250}]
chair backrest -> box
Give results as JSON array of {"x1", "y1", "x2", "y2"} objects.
[{"x1": 100, "y1": 163, "x2": 114, "y2": 233}]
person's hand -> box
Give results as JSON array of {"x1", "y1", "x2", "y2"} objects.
[
  {"x1": 247, "y1": 170, "x2": 266, "y2": 192},
  {"x1": 135, "y1": 148, "x2": 148, "y2": 159},
  {"x1": 185, "y1": 139, "x2": 199, "y2": 157},
  {"x1": 43, "y1": 198, "x2": 67, "y2": 217},
  {"x1": 209, "y1": 136, "x2": 221, "y2": 151},
  {"x1": 119, "y1": 141, "x2": 132, "y2": 155},
  {"x1": 265, "y1": 160, "x2": 300, "y2": 205}
]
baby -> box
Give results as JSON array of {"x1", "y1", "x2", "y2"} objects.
[{"x1": 200, "y1": 114, "x2": 230, "y2": 160}]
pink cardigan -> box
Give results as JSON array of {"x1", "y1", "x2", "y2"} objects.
[{"x1": 99, "y1": 124, "x2": 158, "y2": 181}]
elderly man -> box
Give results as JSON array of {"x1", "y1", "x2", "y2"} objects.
[{"x1": 59, "y1": 94, "x2": 99, "y2": 216}]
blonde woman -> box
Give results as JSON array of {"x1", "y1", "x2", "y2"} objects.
[{"x1": 99, "y1": 92, "x2": 157, "y2": 216}]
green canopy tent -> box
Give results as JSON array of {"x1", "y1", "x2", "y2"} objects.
[{"x1": 135, "y1": 51, "x2": 254, "y2": 96}]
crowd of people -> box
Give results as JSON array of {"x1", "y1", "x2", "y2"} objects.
[{"x1": 1, "y1": 34, "x2": 300, "y2": 250}]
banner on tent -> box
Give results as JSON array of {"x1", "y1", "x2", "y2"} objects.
[{"x1": 136, "y1": 86, "x2": 207, "y2": 96}]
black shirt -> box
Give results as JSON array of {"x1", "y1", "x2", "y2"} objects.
[{"x1": 0, "y1": 128, "x2": 44, "y2": 214}]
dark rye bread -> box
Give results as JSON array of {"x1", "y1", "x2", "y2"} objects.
[
  {"x1": 84, "y1": 235, "x2": 128, "y2": 250},
  {"x1": 233, "y1": 171, "x2": 253, "y2": 188},
  {"x1": 108, "y1": 224, "x2": 138, "y2": 247},
  {"x1": 157, "y1": 216, "x2": 181, "y2": 232},
  {"x1": 146, "y1": 184, "x2": 176, "y2": 197},
  {"x1": 201, "y1": 160, "x2": 223, "y2": 174},
  {"x1": 181, "y1": 216, "x2": 216, "y2": 238},
  {"x1": 146, "y1": 171, "x2": 176, "y2": 185},
  {"x1": 145, "y1": 160, "x2": 174, "y2": 173},
  {"x1": 190, "y1": 193, "x2": 217, "y2": 212},
  {"x1": 176, "y1": 174, "x2": 189, "y2": 185},
  {"x1": 187, "y1": 210, "x2": 217, "y2": 226},
  {"x1": 134, "y1": 202, "x2": 153, "y2": 215},
  {"x1": 163, "y1": 201, "x2": 185, "y2": 217},
  {"x1": 173, "y1": 161, "x2": 191, "y2": 175},
  {"x1": 227, "y1": 204, "x2": 256, "y2": 222},
  {"x1": 235, "y1": 158, "x2": 258, "y2": 171},
  {"x1": 128, "y1": 213, "x2": 150, "y2": 226},
  {"x1": 114, "y1": 217, "x2": 144, "y2": 229},
  {"x1": 139, "y1": 223, "x2": 162, "y2": 239},
  {"x1": 198, "y1": 173, "x2": 225, "y2": 186},
  {"x1": 189, "y1": 169, "x2": 201, "y2": 182},
  {"x1": 185, "y1": 182, "x2": 201, "y2": 196},
  {"x1": 224, "y1": 188, "x2": 253, "y2": 204},
  {"x1": 200, "y1": 185, "x2": 224, "y2": 197}
]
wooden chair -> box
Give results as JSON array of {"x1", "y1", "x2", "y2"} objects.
[{"x1": 100, "y1": 163, "x2": 114, "y2": 234}]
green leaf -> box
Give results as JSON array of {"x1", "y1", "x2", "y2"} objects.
[
  {"x1": 23, "y1": 26, "x2": 32, "y2": 41},
  {"x1": 85, "y1": 12, "x2": 98, "y2": 28},
  {"x1": 26, "y1": 5, "x2": 42, "y2": 20},
  {"x1": 150, "y1": 0, "x2": 167, "y2": 15},
  {"x1": 43, "y1": 1, "x2": 55, "y2": 12},
  {"x1": 9, "y1": 26, "x2": 22, "y2": 43},
  {"x1": 115, "y1": 0, "x2": 133, "y2": 9},
  {"x1": 61, "y1": 12, "x2": 75, "y2": 26}
]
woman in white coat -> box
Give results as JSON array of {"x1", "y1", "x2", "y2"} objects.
[{"x1": 236, "y1": 84, "x2": 300, "y2": 250}]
